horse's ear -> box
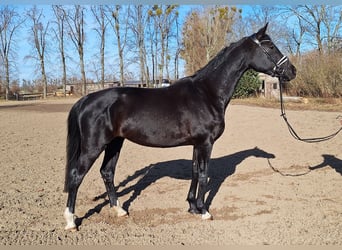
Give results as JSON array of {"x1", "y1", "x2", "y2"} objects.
[{"x1": 256, "y1": 23, "x2": 269, "y2": 40}]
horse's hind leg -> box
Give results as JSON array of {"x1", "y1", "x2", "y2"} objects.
[
  {"x1": 100, "y1": 137, "x2": 127, "y2": 217},
  {"x1": 64, "y1": 150, "x2": 103, "y2": 231}
]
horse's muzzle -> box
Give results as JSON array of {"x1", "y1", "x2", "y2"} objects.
[{"x1": 278, "y1": 63, "x2": 296, "y2": 82}]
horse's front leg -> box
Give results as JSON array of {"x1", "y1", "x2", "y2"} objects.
[
  {"x1": 187, "y1": 149, "x2": 200, "y2": 214},
  {"x1": 194, "y1": 144, "x2": 213, "y2": 220}
]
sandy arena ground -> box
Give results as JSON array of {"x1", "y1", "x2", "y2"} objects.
[{"x1": 0, "y1": 98, "x2": 341, "y2": 245}]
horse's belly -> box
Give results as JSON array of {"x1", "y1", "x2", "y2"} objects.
[{"x1": 121, "y1": 124, "x2": 192, "y2": 148}]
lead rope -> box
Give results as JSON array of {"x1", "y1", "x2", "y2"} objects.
[{"x1": 278, "y1": 78, "x2": 342, "y2": 143}]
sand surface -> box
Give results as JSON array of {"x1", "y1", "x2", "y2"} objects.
[{"x1": 0, "y1": 98, "x2": 341, "y2": 245}]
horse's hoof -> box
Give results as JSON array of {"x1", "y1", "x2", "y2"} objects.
[
  {"x1": 201, "y1": 211, "x2": 213, "y2": 220},
  {"x1": 65, "y1": 225, "x2": 78, "y2": 232},
  {"x1": 188, "y1": 208, "x2": 201, "y2": 215},
  {"x1": 64, "y1": 208, "x2": 77, "y2": 231},
  {"x1": 113, "y1": 206, "x2": 128, "y2": 217}
]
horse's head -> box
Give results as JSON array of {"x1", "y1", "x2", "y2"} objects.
[{"x1": 248, "y1": 23, "x2": 296, "y2": 82}]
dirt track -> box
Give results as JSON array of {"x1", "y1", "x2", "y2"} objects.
[{"x1": 0, "y1": 98, "x2": 341, "y2": 245}]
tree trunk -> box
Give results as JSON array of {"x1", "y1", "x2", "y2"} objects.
[
  {"x1": 159, "y1": 32, "x2": 165, "y2": 84},
  {"x1": 136, "y1": 5, "x2": 147, "y2": 85},
  {"x1": 79, "y1": 47, "x2": 86, "y2": 95},
  {"x1": 62, "y1": 47, "x2": 67, "y2": 96},
  {"x1": 101, "y1": 33, "x2": 105, "y2": 88},
  {"x1": 5, "y1": 57, "x2": 10, "y2": 101},
  {"x1": 40, "y1": 57, "x2": 47, "y2": 99},
  {"x1": 112, "y1": 5, "x2": 125, "y2": 86}
]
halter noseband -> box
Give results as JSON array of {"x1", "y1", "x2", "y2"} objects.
[{"x1": 250, "y1": 34, "x2": 288, "y2": 78}]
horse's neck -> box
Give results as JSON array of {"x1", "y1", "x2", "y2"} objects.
[{"x1": 200, "y1": 46, "x2": 249, "y2": 109}]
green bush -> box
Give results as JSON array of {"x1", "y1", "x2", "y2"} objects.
[{"x1": 233, "y1": 69, "x2": 261, "y2": 98}]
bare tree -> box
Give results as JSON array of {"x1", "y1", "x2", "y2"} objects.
[
  {"x1": 289, "y1": 5, "x2": 342, "y2": 54},
  {"x1": 320, "y1": 5, "x2": 342, "y2": 53},
  {"x1": 66, "y1": 5, "x2": 87, "y2": 95},
  {"x1": 26, "y1": 6, "x2": 50, "y2": 99},
  {"x1": 147, "y1": 8, "x2": 158, "y2": 85},
  {"x1": 181, "y1": 6, "x2": 239, "y2": 75},
  {"x1": 181, "y1": 9, "x2": 206, "y2": 75},
  {"x1": 290, "y1": 16, "x2": 306, "y2": 58},
  {"x1": 174, "y1": 13, "x2": 181, "y2": 80},
  {"x1": 130, "y1": 5, "x2": 149, "y2": 85},
  {"x1": 91, "y1": 5, "x2": 108, "y2": 89},
  {"x1": 52, "y1": 5, "x2": 67, "y2": 96},
  {"x1": 149, "y1": 5, "x2": 178, "y2": 84},
  {"x1": 105, "y1": 5, "x2": 129, "y2": 86},
  {"x1": 0, "y1": 6, "x2": 24, "y2": 100}
]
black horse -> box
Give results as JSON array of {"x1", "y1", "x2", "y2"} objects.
[{"x1": 64, "y1": 24, "x2": 296, "y2": 230}]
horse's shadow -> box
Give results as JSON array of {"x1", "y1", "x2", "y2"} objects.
[
  {"x1": 76, "y1": 147, "x2": 274, "y2": 226},
  {"x1": 118, "y1": 147, "x2": 275, "y2": 211},
  {"x1": 309, "y1": 154, "x2": 342, "y2": 175}
]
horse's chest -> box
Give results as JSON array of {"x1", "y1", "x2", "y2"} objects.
[
  {"x1": 206, "y1": 118, "x2": 225, "y2": 140},
  {"x1": 189, "y1": 114, "x2": 225, "y2": 144}
]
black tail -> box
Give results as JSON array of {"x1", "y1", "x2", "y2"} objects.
[{"x1": 64, "y1": 103, "x2": 81, "y2": 193}]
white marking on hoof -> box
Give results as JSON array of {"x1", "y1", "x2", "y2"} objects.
[
  {"x1": 113, "y1": 206, "x2": 128, "y2": 217},
  {"x1": 64, "y1": 207, "x2": 77, "y2": 231},
  {"x1": 112, "y1": 201, "x2": 128, "y2": 217},
  {"x1": 201, "y1": 211, "x2": 213, "y2": 220}
]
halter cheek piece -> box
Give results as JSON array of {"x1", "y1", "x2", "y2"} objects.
[{"x1": 250, "y1": 34, "x2": 288, "y2": 77}]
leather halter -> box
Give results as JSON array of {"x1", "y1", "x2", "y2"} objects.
[{"x1": 250, "y1": 34, "x2": 288, "y2": 77}]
